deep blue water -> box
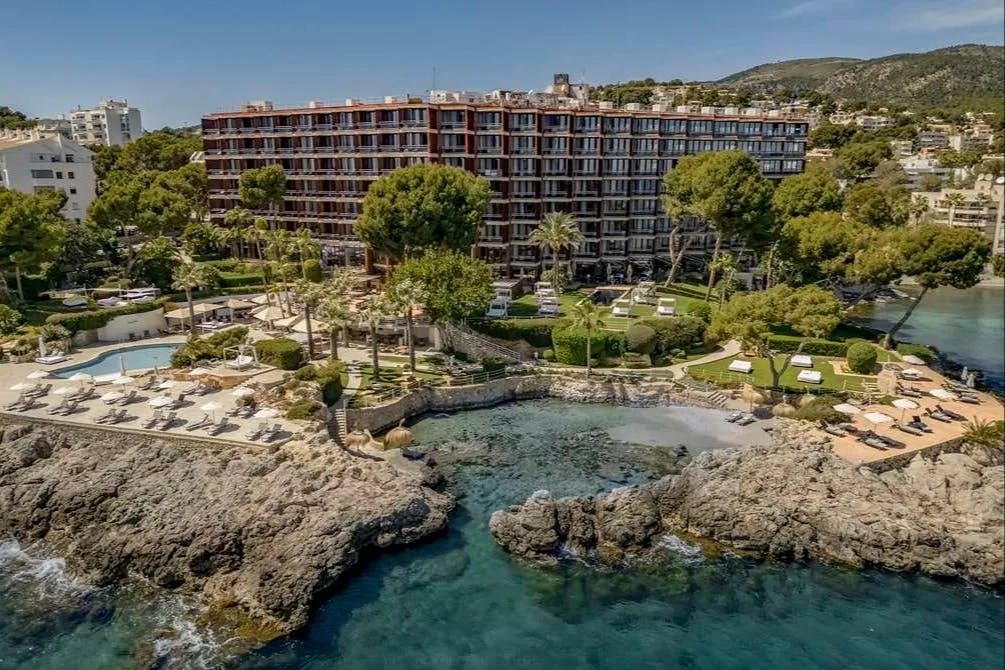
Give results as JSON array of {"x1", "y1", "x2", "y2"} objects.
[
  {"x1": 52, "y1": 344, "x2": 180, "y2": 378},
  {"x1": 2, "y1": 401, "x2": 1003, "y2": 669}
]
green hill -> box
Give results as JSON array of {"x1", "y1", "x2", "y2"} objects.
[{"x1": 716, "y1": 57, "x2": 861, "y2": 91}]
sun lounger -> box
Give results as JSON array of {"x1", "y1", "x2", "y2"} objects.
[
  {"x1": 958, "y1": 394, "x2": 980, "y2": 405},
  {"x1": 68, "y1": 387, "x2": 95, "y2": 402},
  {"x1": 58, "y1": 400, "x2": 80, "y2": 416},
  {"x1": 138, "y1": 377, "x2": 159, "y2": 391},
  {"x1": 157, "y1": 411, "x2": 177, "y2": 430},
  {"x1": 47, "y1": 399, "x2": 68, "y2": 415},
  {"x1": 401, "y1": 447, "x2": 427, "y2": 460},
  {"x1": 935, "y1": 404, "x2": 965, "y2": 421},
  {"x1": 4, "y1": 393, "x2": 27, "y2": 411},
  {"x1": 95, "y1": 408, "x2": 118, "y2": 424},
  {"x1": 728, "y1": 360, "x2": 753, "y2": 374},
  {"x1": 897, "y1": 386, "x2": 923, "y2": 398},
  {"x1": 819, "y1": 421, "x2": 846, "y2": 437},
  {"x1": 35, "y1": 354, "x2": 69, "y2": 365},
  {"x1": 115, "y1": 390, "x2": 137, "y2": 406},
  {"x1": 724, "y1": 411, "x2": 743, "y2": 423},
  {"x1": 796, "y1": 370, "x2": 822, "y2": 384},
  {"x1": 246, "y1": 421, "x2": 268, "y2": 441},
  {"x1": 106, "y1": 409, "x2": 128, "y2": 425},
  {"x1": 908, "y1": 416, "x2": 933, "y2": 433},
  {"x1": 925, "y1": 408, "x2": 953, "y2": 423},
  {"x1": 894, "y1": 421, "x2": 924, "y2": 436},
  {"x1": 611, "y1": 300, "x2": 632, "y2": 317},
  {"x1": 186, "y1": 413, "x2": 211, "y2": 431},
  {"x1": 736, "y1": 414, "x2": 756, "y2": 426},
  {"x1": 25, "y1": 384, "x2": 52, "y2": 398},
  {"x1": 204, "y1": 416, "x2": 230, "y2": 435},
  {"x1": 226, "y1": 355, "x2": 256, "y2": 370},
  {"x1": 857, "y1": 432, "x2": 887, "y2": 450},
  {"x1": 262, "y1": 423, "x2": 284, "y2": 442}
]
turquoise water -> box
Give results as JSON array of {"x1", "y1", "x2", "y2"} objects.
[
  {"x1": 852, "y1": 285, "x2": 1004, "y2": 394},
  {"x1": 52, "y1": 344, "x2": 179, "y2": 378},
  {"x1": 2, "y1": 401, "x2": 1003, "y2": 669}
]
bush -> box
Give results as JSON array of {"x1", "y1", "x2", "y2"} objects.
[
  {"x1": 846, "y1": 342, "x2": 878, "y2": 374},
  {"x1": 896, "y1": 342, "x2": 935, "y2": 363},
  {"x1": 470, "y1": 319, "x2": 554, "y2": 347},
  {"x1": 625, "y1": 323, "x2": 657, "y2": 354},
  {"x1": 303, "y1": 259, "x2": 323, "y2": 282},
  {"x1": 45, "y1": 298, "x2": 168, "y2": 334},
  {"x1": 541, "y1": 349, "x2": 555, "y2": 361},
  {"x1": 641, "y1": 316, "x2": 707, "y2": 358},
  {"x1": 552, "y1": 327, "x2": 624, "y2": 366},
  {"x1": 622, "y1": 352, "x2": 652, "y2": 368},
  {"x1": 218, "y1": 272, "x2": 264, "y2": 288},
  {"x1": 170, "y1": 326, "x2": 250, "y2": 368},
  {"x1": 293, "y1": 365, "x2": 318, "y2": 381},
  {"x1": 286, "y1": 398, "x2": 323, "y2": 420},
  {"x1": 482, "y1": 357, "x2": 507, "y2": 373},
  {"x1": 793, "y1": 395, "x2": 847, "y2": 424},
  {"x1": 686, "y1": 302, "x2": 712, "y2": 323},
  {"x1": 0, "y1": 304, "x2": 22, "y2": 335},
  {"x1": 254, "y1": 338, "x2": 304, "y2": 370},
  {"x1": 764, "y1": 334, "x2": 849, "y2": 357},
  {"x1": 313, "y1": 360, "x2": 346, "y2": 404}
]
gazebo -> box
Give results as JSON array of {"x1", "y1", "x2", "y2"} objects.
[{"x1": 223, "y1": 343, "x2": 259, "y2": 370}]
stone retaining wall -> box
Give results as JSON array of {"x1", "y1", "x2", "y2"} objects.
[{"x1": 341, "y1": 374, "x2": 722, "y2": 434}]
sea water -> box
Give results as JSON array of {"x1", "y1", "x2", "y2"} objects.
[{"x1": 2, "y1": 401, "x2": 1003, "y2": 669}]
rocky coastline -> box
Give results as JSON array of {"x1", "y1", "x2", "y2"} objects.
[
  {"x1": 0, "y1": 419, "x2": 453, "y2": 640},
  {"x1": 490, "y1": 420, "x2": 1005, "y2": 585}
]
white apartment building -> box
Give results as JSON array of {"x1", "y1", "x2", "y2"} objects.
[
  {"x1": 917, "y1": 129, "x2": 950, "y2": 151},
  {"x1": 857, "y1": 115, "x2": 891, "y2": 130},
  {"x1": 918, "y1": 176, "x2": 1005, "y2": 258},
  {"x1": 69, "y1": 99, "x2": 143, "y2": 147},
  {"x1": 0, "y1": 130, "x2": 96, "y2": 223},
  {"x1": 948, "y1": 133, "x2": 992, "y2": 152}
]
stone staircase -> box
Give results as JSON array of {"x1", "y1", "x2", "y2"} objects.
[
  {"x1": 331, "y1": 407, "x2": 347, "y2": 440},
  {"x1": 443, "y1": 323, "x2": 528, "y2": 364}
]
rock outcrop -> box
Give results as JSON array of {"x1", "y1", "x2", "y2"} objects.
[
  {"x1": 490, "y1": 420, "x2": 1004, "y2": 585},
  {"x1": 0, "y1": 420, "x2": 452, "y2": 638}
]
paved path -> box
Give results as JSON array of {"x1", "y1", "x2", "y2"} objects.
[{"x1": 667, "y1": 339, "x2": 742, "y2": 380}]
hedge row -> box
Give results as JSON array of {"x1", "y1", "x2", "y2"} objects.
[
  {"x1": 469, "y1": 318, "x2": 555, "y2": 348},
  {"x1": 896, "y1": 342, "x2": 936, "y2": 363},
  {"x1": 218, "y1": 272, "x2": 264, "y2": 288},
  {"x1": 764, "y1": 334, "x2": 849, "y2": 357},
  {"x1": 44, "y1": 298, "x2": 169, "y2": 334},
  {"x1": 552, "y1": 326, "x2": 624, "y2": 366},
  {"x1": 293, "y1": 361, "x2": 345, "y2": 405},
  {"x1": 255, "y1": 338, "x2": 304, "y2": 370}
]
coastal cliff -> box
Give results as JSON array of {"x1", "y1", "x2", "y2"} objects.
[
  {"x1": 490, "y1": 420, "x2": 1004, "y2": 585},
  {"x1": 0, "y1": 420, "x2": 453, "y2": 638}
]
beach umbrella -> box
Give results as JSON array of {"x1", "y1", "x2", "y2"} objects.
[
  {"x1": 901, "y1": 354, "x2": 927, "y2": 366},
  {"x1": 9, "y1": 382, "x2": 32, "y2": 391},
  {"x1": 68, "y1": 373, "x2": 93, "y2": 383},
  {"x1": 118, "y1": 355, "x2": 126, "y2": 376},
  {"x1": 26, "y1": 370, "x2": 49, "y2": 380},
  {"x1": 892, "y1": 397, "x2": 919, "y2": 420},
  {"x1": 53, "y1": 386, "x2": 75, "y2": 396},
  {"x1": 832, "y1": 403, "x2": 861, "y2": 415},
  {"x1": 188, "y1": 367, "x2": 212, "y2": 377},
  {"x1": 961, "y1": 366, "x2": 969, "y2": 382},
  {"x1": 38, "y1": 335, "x2": 47, "y2": 358},
  {"x1": 772, "y1": 402, "x2": 797, "y2": 418},
  {"x1": 384, "y1": 419, "x2": 413, "y2": 449},
  {"x1": 253, "y1": 407, "x2": 280, "y2": 419},
  {"x1": 111, "y1": 375, "x2": 133, "y2": 385},
  {"x1": 200, "y1": 401, "x2": 223, "y2": 419},
  {"x1": 100, "y1": 391, "x2": 124, "y2": 402},
  {"x1": 929, "y1": 388, "x2": 956, "y2": 401},
  {"x1": 966, "y1": 372, "x2": 976, "y2": 388},
  {"x1": 741, "y1": 385, "x2": 765, "y2": 411},
  {"x1": 157, "y1": 379, "x2": 176, "y2": 390},
  {"x1": 863, "y1": 411, "x2": 893, "y2": 425},
  {"x1": 148, "y1": 395, "x2": 173, "y2": 408},
  {"x1": 231, "y1": 387, "x2": 255, "y2": 398}
]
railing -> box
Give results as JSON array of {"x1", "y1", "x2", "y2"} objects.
[{"x1": 444, "y1": 322, "x2": 528, "y2": 363}]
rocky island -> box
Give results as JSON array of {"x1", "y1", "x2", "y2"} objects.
[
  {"x1": 490, "y1": 420, "x2": 1004, "y2": 585},
  {"x1": 0, "y1": 420, "x2": 453, "y2": 639}
]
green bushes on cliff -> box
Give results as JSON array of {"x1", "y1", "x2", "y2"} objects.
[
  {"x1": 846, "y1": 342, "x2": 878, "y2": 374},
  {"x1": 552, "y1": 327, "x2": 624, "y2": 366},
  {"x1": 254, "y1": 338, "x2": 304, "y2": 370}
]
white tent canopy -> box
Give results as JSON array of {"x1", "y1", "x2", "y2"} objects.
[
  {"x1": 164, "y1": 303, "x2": 219, "y2": 321},
  {"x1": 863, "y1": 411, "x2": 893, "y2": 425},
  {"x1": 832, "y1": 403, "x2": 861, "y2": 415}
]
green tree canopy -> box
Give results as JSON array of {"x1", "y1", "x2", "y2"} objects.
[
  {"x1": 388, "y1": 249, "x2": 493, "y2": 323},
  {"x1": 807, "y1": 122, "x2": 859, "y2": 149},
  {"x1": 238, "y1": 164, "x2": 287, "y2": 212},
  {"x1": 772, "y1": 166, "x2": 843, "y2": 222},
  {"x1": 833, "y1": 140, "x2": 893, "y2": 180},
  {"x1": 0, "y1": 189, "x2": 68, "y2": 299},
  {"x1": 842, "y1": 182, "x2": 907, "y2": 228},
  {"x1": 528, "y1": 212, "x2": 584, "y2": 293},
  {"x1": 356, "y1": 163, "x2": 491, "y2": 260},
  {"x1": 116, "y1": 131, "x2": 202, "y2": 173}
]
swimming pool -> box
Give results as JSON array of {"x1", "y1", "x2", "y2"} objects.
[{"x1": 52, "y1": 344, "x2": 180, "y2": 378}]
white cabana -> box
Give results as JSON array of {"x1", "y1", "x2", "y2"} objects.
[
  {"x1": 224, "y1": 344, "x2": 258, "y2": 370},
  {"x1": 790, "y1": 354, "x2": 813, "y2": 368},
  {"x1": 611, "y1": 299, "x2": 632, "y2": 317},
  {"x1": 796, "y1": 370, "x2": 822, "y2": 384},
  {"x1": 901, "y1": 354, "x2": 927, "y2": 366},
  {"x1": 728, "y1": 360, "x2": 753, "y2": 374},
  {"x1": 929, "y1": 388, "x2": 957, "y2": 401},
  {"x1": 273, "y1": 314, "x2": 305, "y2": 330},
  {"x1": 832, "y1": 403, "x2": 861, "y2": 415},
  {"x1": 863, "y1": 411, "x2": 893, "y2": 425},
  {"x1": 163, "y1": 303, "x2": 219, "y2": 324},
  {"x1": 656, "y1": 297, "x2": 676, "y2": 317}
]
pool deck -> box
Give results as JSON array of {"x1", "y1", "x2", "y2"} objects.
[{"x1": 0, "y1": 337, "x2": 308, "y2": 447}]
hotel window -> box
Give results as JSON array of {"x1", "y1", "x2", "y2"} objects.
[
  {"x1": 633, "y1": 159, "x2": 658, "y2": 175},
  {"x1": 542, "y1": 114, "x2": 569, "y2": 131},
  {"x1": 544, "y1": 159, "x2": 567, "y2": 175},
  {"x1": 786, "y1": 123, "x2": 806, "y2": 135},
  {"x1": 739, "y1": 140, "x2": 759, "y2": 153},
  {"x1": 441, "y1": 134, "x2": 465, "y2": 151},
  {"x1": 602, "y1": 179, "x2": 628, "y2": 195},
  {"x1": 477, "y1": 135, "x2": 502, "y2": 152},
  {"x1": 543, "y1": 182, "x2": 566, "y2": 197},
  {"x1": 574, "y1": 158, "x2": 598, "y2": 174},
  {"x1": 761, "y1": 160, "x2": 782, "y2": 172},
  {"x1": 574, "y1": 137, "x2": 598, "y2": 154},
  {"x1": 542, "y1": 137, "x2": 568, "y2": 154},
  {"x1": 604, "y1": 158, "x2": 629, "y2": 174},
  {"x1": 783, "y1": 160, "x2": 802, "y2": 172},
  {"x1": 30, "y1": 169, "x2": 54, "y2": 179},
  {"x1": 512, "y1": 136, "x2": 535, "y2": 153},
  {"x1": 358, "y1": 111, "x2": 375, "y2": 126},
  {"x1": 784, "y1": 141, "x2": 802, "y2": 154},
  {"x1": 688, "y1": 139, "x2": 714, "y2": 153},
  {"x1": 714, "y1": 121, "x2": 738, "y2": 135},
  {"x1": 404, "y1": 108, "x2": 426, "y2": 124},
  {"x1": 441, "y1": 157, "x2": 464, "y2": 167},
  {"x1": 513, "y1": 181, "x2": 536, "y2": 196},
  {"x1": 575, "y1": 116, "x2": 600, "y2": 132},
  {"x1": 633, "y1": 178, "x2": 659, "y2": 194},
  {"x1": 739, "y1": 122, "x2": 761, "y2": 135},
  {"x1": 513, "y1": 158, "x2": 536, "y2": 175},
  {"x1": 441, "y1": 110, "x2": 465, "y2": 126},
  {"x1": 712, "y1": 140, "x2": 738, "y2": 151},
  {"x1": 763, "y1": 141, "x2": 784, "y2": 153},
  {"x1": 477, "y1": 111, "x2": 501, "y2": 129},
  {"x1": 660, "y1": 139, "x2": 686, "y2": 155},
  {"x1": 477, "y1": 158, "x2": 501, "y2": 176},
  {"x1": 633, "y1": 118, "x2": 658, "y2": 134},
  {"x1": 633, "y1": 138, "x2": 658, "y2": 154},
  {"x1": 689, "y1": 120, "x2": 713, "y2": 134},
  {"x1": 510, "y1": 113, "x2": 535, "y2": 130},
  {"x1": 660, "y1": 119, "x2": 687, "y2": 134},
  {"x1": 403, "y1": 132, "x2": 426, "y2": 147},
  {"x1": 603, "y1": 138, "x2": 629, "y2": 154},
  {"x1": 604, "y1": 117, "x2": 631, "y2": 133}
]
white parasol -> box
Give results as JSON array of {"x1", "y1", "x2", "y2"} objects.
[
  {"x1": 929, "y1": 388, "x2": 956, "y2": 401},
  {"x1": 252, "y1": 407, "x2": 280, "y2": 419},
  {"x1": 9, "y1": 382, "x2": 32, "y2": 391},
  {"x1": 832, "y1": 403, "x2": 861, "y2": 415},
  {"x1": 157, "y1": 379, "x2": 176, "y2": 390},
  {"x1": 111, "y1": 375, "x2": 134, "y2": 385},
  {"x1": 53, "y1": 386, "x2": 76, "y2": 396},
  {"x1": 188, "y1": 367, "x2": 212, "y2": 376},
  {"x1": 892, "y1": 398, "x2": 919, "y2": 410},
  {"x1": 200, "y1": 401, "x2": 223, "y2": 419},
  {"x1": 100, "y1": 391, "x2": 125, "y2": 402},
  {"x1": 26, "y1": 370, "x2": 49, "y2": 380},
  {"x1": 68, "y1": 372, "x2": 93, "y2": 383},
  {"x1": 147, "y1": 395, "x2": 173, "y2": 408},
  {"x1": 231, "y1": 387, "x2": 255, "y2": 398},
  {"x1": 901, "y1": 355, "x2": 927, "y2": 366},
  {"x1": 863, "y1": 411, "x2": 893, "y2": 425}
]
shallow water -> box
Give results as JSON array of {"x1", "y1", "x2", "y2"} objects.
[{"x1": 2, "y1": 401, "x2": 1003, "y2": 669}]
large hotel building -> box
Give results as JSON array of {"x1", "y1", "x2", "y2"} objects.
[{"x1": 202, "y1": 80, "x2": 808, "y2": 280}]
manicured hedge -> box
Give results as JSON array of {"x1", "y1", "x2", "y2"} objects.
[
  {"x1": 625, "y1": 323, "x2": 657, "y2": 354},
  {"x1": 764, "y1": 334, "x2": 849, "y2": 357},
  {"x1": 218, "y1": 272, "x2": 264, "y2": 288},
  {"x1": 255, "y1": 338, "x2": 304, "y2": 370},
  {"x1": 896, "y1": 342, "x2": 935, "y2": 363},
  {"x1": 45, "y1": 298, "x2": 169, "y2": 333},
  {"x1": 552, "y1": 326, "x2": 624, "y2": 366},
  {"x1": 846, "y1": 342, "x2": 878, "y2": 374},
  {"x1": 622, "y1": 352, "x2": 652, "y2": 368},
  {"x1": 470, "y1": 318, "x2": 555, "y2": 348}
]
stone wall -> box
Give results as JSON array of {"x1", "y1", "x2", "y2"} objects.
[{"x1": 342, "y1": 373, "x2": 721, "y2": 434}]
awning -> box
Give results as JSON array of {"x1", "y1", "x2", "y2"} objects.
[
  {"x1": 221, "y1": 298, "x2": 256, "y2": 310},
  {"x1": 163, "y1": 303, "x2": 219, "y2": 320}
]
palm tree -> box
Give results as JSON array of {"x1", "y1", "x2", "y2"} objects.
[
  {"x1": 528, "y1": 212, "x2": 585, "y2": 293},
  {"x1": 943, "y1": 192, "x2": 967, "y2": 228},
  {"x1": 225, "y1": 208, "x2": 276, "y2": 309},
  {"x1": 711, "y1": 252, "x2": 739, "y2": 308},
  {"x1": 316, "y1": 269, "x2": 357, "y2": 360},
  {"x1": 908, "y1": 195, "x2": 930, "y2": 225},
  {"x1": 388, "y1": 278, "x2": 426, "y2": 371},
  {"x1": 171, "y1": 261, "x2": 215, "y2": 333},
  {"x1": 569, "y1": 299, "x2": 605, "y2": 375},
  {"x1": 292, "y1": 279, "x2": 325, "y2": 359},
  {"x1": 358, "y1": 294, "x2": 391, "y2": 380},
  {"x1": 293, "y1": 227, "x2": 320, "y2": 278},
  {"x1": 963, "y1": 418, "x2": 1004, "y2": 451},
  {"x1": 266, "y1": 229, "x2": 296, "y2": 315}
]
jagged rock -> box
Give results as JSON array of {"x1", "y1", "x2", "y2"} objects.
[
  {"x1": 0, "y1": 420, "x2": 453, "y2": 638},
  {"x1": 490, "y1": 420, "x2": 1004, "y2": 585}
]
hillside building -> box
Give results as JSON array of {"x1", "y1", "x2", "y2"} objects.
[{"x1": 0, "y1": 130, "x2": 96, "y2": 222}]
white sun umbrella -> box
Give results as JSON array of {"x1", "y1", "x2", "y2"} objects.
[
  {"x1": 111, "y1": 375, "x2": 134, "y2": 385},
  {"x1": 68, "y1": 372, "x2": 93, "y2": 383},
  {"x1": 929, "y1": 388, "x2": 956, "y2": 401},
  {"x1": 251, "y1": 305, "x2": 285, "y2": 323},
  {"x1": 901, "y1": 368, "x2": 923, "y2": 378},
  {"x1": 100, "y1": 391, "x2": 124, "y2": 402},
  {"x1": 9, "y1": 382, "x2": 32, "y2": 391},
  {"x1": 901, "y1": 354, "x2": 927, "y2": 366},
  {"x1": 863, "y1": 411, "x2": 893, "y2": 425},
  {"x1": 200, "y1": 401, "x2": 223, "y2": 419},
  {"x1": 118, "y1": 354, "x2": 127, "y2": 376},
  {"x1": 26, "y1": 370, "x2": 50, "y2": 380},
  {"x1": 291, "y1": 318, "x2": 331, "y2": 333},
  {"x1": 53, "y1": 386, "x2": 76, "y2": 396},
  {"x1": 148, "y1": 395, "x2": 173, "y2": 408},
  {"x1": 252, "y1": 407, "x2": 280, "y2": 419},
  {"x1": 832, "y1": 403, "x2": 861, "y2": 415},
  {"x1": 892, "y1": 397, "x2": 919, "y2": 420},
  {"x1": 157, "y1": 379, "x2": 177, "y2": 390},
  {"x1": 249, "y1": 293, "x2": 271, "y2": 305},
  {"x1": 188, "y1": 367, "x2": 212, "y2": 376},
  {"x1": 231, "y1": 387, "x2": 255, "y2": 398}
]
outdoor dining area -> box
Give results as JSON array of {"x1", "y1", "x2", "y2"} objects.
[
  {"x1": 2, "y1": 366, "x2": 297, "y2": 446},
  {"x1": 163, "y1": 298, "x2": 258, "y2": 333}
]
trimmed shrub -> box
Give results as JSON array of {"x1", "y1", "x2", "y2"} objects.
[
  {"x1": 218, "y1": 272, "x2": 264, "y2": 288},
  {"x1": 846, "y1": 342, "x2": 878, "y2": 374},
  {"x1": 302, "y1": 259, "x2": 323, "y2": 282},
  {"x1": 625, "y1": 323, "x2": 657, "y2": 354},
  {"x1": 45, "y1": 298, "x2": 169, "y2": 334},
  {"x1": 622, "y1": 352, "x2": 652, "y2": 368},
  {"x1": 686, "y1": 302, "x2": 712, "y2": 323},
  {"x1": 313, "y1": 360, "x2": 346, "y2": 405},
  {"x1": 793, "y1": 395, "x2": 847, "y2": 424},
  {"x1": 765, "y1": 334, "x2": 849, "y2": 357},
  {"x1": 896, "y1": 342, "x2": 935, "y2": 363},
  {"x1": 0, "y1": 304, "x2": 22, "y2": 335},
  {"x1": 293, "y1": 365, "x2": 318, "y2": 381},
  {"x1": 170, "y1": 326, "x2": 250, "y2": 368},
  {"x1": 254, "y1": 338, "x2": 304, "y2": 370},
  {"x1": 286, "y1": 398, "x2": 323, "y2": 420},
  {"x1": 552, "y1": 327, "x2": 624, "y2": 366},
  {"x1": 470, "y1": 318, "x2": 555, "y2": 347},
  {"x1": 641, "y1": 316, "x2": 706, "y2": 358},
  {"x1": 541, "y1": 349, "x2": 555, "y2": 361}
]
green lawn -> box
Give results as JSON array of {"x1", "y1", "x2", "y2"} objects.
[
  {"x1": 506, "y1": 290, "x2": 590, "y2": 318},
  {"x1": 688, "y1": 354, "x2": 870, "y2": 393}
]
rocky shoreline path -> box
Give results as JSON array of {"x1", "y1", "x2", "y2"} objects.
[
  {"x1": 0, "y1": 419, "x2": 453, "y2": 640},
  {"x1": 490, "y1": 420, "x2": 1004, "y2": 585}
]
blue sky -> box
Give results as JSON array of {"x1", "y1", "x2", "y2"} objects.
[{"x1": 1, "y1": 0, "x2": 1002, "y2": 128}]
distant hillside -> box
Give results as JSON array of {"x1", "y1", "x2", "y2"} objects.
[
  {"x1": 715, "y1": 44, "x2": 1004, "y2": 108},
  {"x1": 716, "y1": 57, "x2": 861, "y2": 91}
]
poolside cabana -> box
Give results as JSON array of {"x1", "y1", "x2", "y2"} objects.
[
  {"x1": 223, "y1": 344, "x2": 259, "y2": 370},
  {"x1": 611, "y1": 299, "x2": 633, "y2": 317},
  {"x1": 796, "y1": 370, "x2": 822, "y2": 384},
  {"x1": 486, "y1": 297, "x2": 508, "y2": 318},
  {"x1": 656, "y1": 297, "x2": 677, "y2": 317},
  {"x1": 163, "y1": 303, "x2": 219, "y2": 329},
  {"x1": 791, "y1": 354, "x2": 813, "y2": 368},
  {"x1": 728, "y1": 360, "x2": 753, "y2": 374}
]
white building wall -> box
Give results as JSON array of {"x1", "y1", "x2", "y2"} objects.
[
  {"x1": 0, "y1": 132, "x2": 97, "y2": 223},
  {"x1": 69, "y1": 100, "x2": 143, "y2": 147}
]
